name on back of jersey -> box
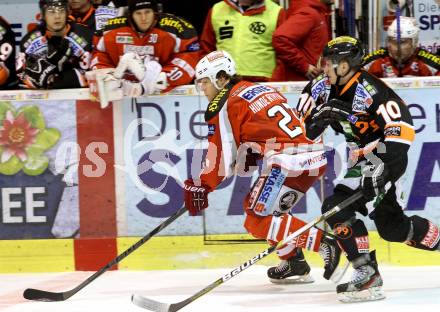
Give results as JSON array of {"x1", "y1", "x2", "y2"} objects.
[{"x1": 238, "y1": 85, "x2": 286, "y2": 114}]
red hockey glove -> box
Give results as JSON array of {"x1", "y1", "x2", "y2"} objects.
[{"x1": 184, "y1": 179, "x2": 210, "y2": 216}]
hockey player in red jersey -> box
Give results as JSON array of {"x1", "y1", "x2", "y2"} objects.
[
  {"x1": 298, "y1": 36, "x2": 440, "y2": 302},
  {"x1": 363, "y1": 17, "x2": 440, "y2": 77},
  {"x1": 91, "y1": 0, "x2": 202, "y2": 97},
  {"x1": 184, "y1": 50, "x2": 343, "y2": 285}
]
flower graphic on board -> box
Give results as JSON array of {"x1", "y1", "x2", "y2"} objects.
[
  {"x1": 0, "y1": 111, "x2": 39, "y2": 162},
  {"x1": 0, "y1": 102, "x2": 61, "y2": 176}
]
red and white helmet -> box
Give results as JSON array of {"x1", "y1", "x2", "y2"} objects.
[
  {"x1": 195, "y1": 50, "x2": 236, "y2": 90},
  {"x1": 387, "y1": 16, "x2": 419, "y2": 47}
]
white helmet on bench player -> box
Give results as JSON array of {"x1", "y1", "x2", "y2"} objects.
[
  {"x1": 387, "y1": 16, "x2": 419, "y2": 48},
  {"x1": 195, "y1": 50, "x2": 236, "y2": 90}
]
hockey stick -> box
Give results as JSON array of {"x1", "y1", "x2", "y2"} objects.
[
  {"x1": 23, "y1": 206, "x2": 188, "y2": 302},
  {"x1": 131, "y1": 191, "x2": 363, "y2": 312}
]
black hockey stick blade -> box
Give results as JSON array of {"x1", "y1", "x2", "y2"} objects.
[
  {"x1": 131, "y1": 191, "x2": 363, "y2": 311},
  {"x1": 23, "y1": 288, "x2": 72, "y2": 302},
  {"x1": 23, "y1": 206, "x2": 188, "y2": 302}
]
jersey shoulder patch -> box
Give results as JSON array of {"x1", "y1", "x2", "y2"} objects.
[
  {"x1": 20, "y1": 29, "x2": 45, "y2": 53},
  {"x1": 362, "y1": 48, "x2": 388, "y2": 65},
  {"x1": 353, "y1": 79, "x2": 376, "y2": 112},
  {"x1": 310, "y1": 74, "x2": 330, "y2": 103},
  {"x1": 236, "y1": 84, "x2": 274, "y2": 102},
  {"x1": 205, "y1": 85, "x2": 231, "y2": 121},
  {"x1": 156, "y1": 13, "x2": 197, "y2": 40},
  {"x1": 416, "y1": 49, "x2": 440, "y2": 70},
  {"x1": 70, "y1": 23, "x2": 93, "y2": 45}
]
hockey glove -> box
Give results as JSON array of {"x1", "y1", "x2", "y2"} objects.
[
  {"x1": 113, "y1": 52, "x2": 145, "y2": 80},
  {"x1": 24, "y1": 57, "x2": 58, "y2": 88},
  {"x1": 360, "y1": 161, "x2": 390, "y2": 201},
  {"x1": 47, "y1": 36, "x2": 72, "y2": 71},
  {"x1": 121, "y1": 79, "x2": 143, "y2": 97},
  {"x1": 311, "y1": 99, "x2": 352, "y2": 128},
  {"x1": 184, "y1": 179, "x2": 210, "y2": 216},
  {"x1": 140, "y1": 59, "x2": 166, "y2": 95}
]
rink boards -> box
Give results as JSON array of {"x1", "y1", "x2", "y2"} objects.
[{"x1": 0, "y1": 77, "x2": 440, "y2": 272}]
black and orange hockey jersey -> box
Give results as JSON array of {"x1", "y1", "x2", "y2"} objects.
[
  {"x1": 0, "y1": 16, "x2": 17, "y2": 89},
  {"x1": 297, "y1": 70, "x2": 415, "y2": 181}
]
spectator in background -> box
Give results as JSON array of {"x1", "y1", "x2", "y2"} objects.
[
  {"x1": 91, "y1": 0, "x2": 201, "y2": 96},
  {"x1": 271, "y1": 0, "x2": 333, "y2": 81},
  {"x1": 17, "y1": 0, "x2": 93, "y2": 89},
  {"x1": 363, "y1": 17, "x2": 440, "y2": 77},
  {"x1": 200, "y1": 0, "x2": 285, "y2": 82},
  {"x1": 0, "y1": 16, "x2": 18, "y2": 89}
]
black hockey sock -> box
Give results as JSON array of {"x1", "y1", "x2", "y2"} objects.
[{"x1": 333, "y1": 218, "x2": 369, "y2": 261}]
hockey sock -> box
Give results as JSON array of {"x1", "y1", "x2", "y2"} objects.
[
  {"x1": 332, "y1": 218, "x2": 370, "y2": 261},
  {"x1": 244, "y1": 213, "x2": 323, "y2": 254}
]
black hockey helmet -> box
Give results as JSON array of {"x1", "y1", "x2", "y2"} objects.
[
  {"x1": 322, "y1": 36, "x2": 365, "y2": 69},
  {"x1": 127, "y1": 0, "x2": 158, "y2": 14},
  {"x1": 39, "y1": 0, "x2": 69, "y2": 11}
]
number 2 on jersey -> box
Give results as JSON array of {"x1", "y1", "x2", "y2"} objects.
[{"x1": 267, "y1": 104, "x2": 303, "y2": 138}]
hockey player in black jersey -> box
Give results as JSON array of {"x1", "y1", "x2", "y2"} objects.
[
  {"x1": 0, "y1": 16, "x2": 18, "y2": 89},
  {"x1": 296, "y1": 36, "x2": 440, "y2": 303},
  {"x1": 17, "y1": 0, "x2": 93, "y2": 89}
]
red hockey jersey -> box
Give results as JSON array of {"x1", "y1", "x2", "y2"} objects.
[
  {"x1": 92, "y1": 13, "x2": 202, "y2": 92},
  {"x1": 200, "y1": 80, "x2": 324, "y2": 190},
  {"x1": 363, "y1": 48, "x2": 440, "y2": 77}
]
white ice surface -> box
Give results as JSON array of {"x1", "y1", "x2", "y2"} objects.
[{"x1": 1, "y1": 266, "x2": 439, "y2": 312}]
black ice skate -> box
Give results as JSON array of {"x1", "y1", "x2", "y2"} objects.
[
  {"x1": 337, "y1": 250, "x2": 385, "y2": 303},
  {"x1": 267, "y1": 249, "x2": 314, "y2": 284},
  {"x1": 319, "y1": 235, "x2": 347, "y2": 282}
]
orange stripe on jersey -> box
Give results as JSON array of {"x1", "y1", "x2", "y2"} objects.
[
  {"x1": 0, "y1": 66, "x2": 9, "y2": 85},
  {"x1": 384, "y1": 121, "x2": 415, "y2": 145},
  {"x1": 339, "y1": 71, "x2": 361, "y2": 96}
]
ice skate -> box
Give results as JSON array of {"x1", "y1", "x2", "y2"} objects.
[
  {"x1": 267, "y1": 249, "x2": 314, "y2": 284},
  {"x1": 337, "y1": 250, "x2": 385, "y2": 303}
]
